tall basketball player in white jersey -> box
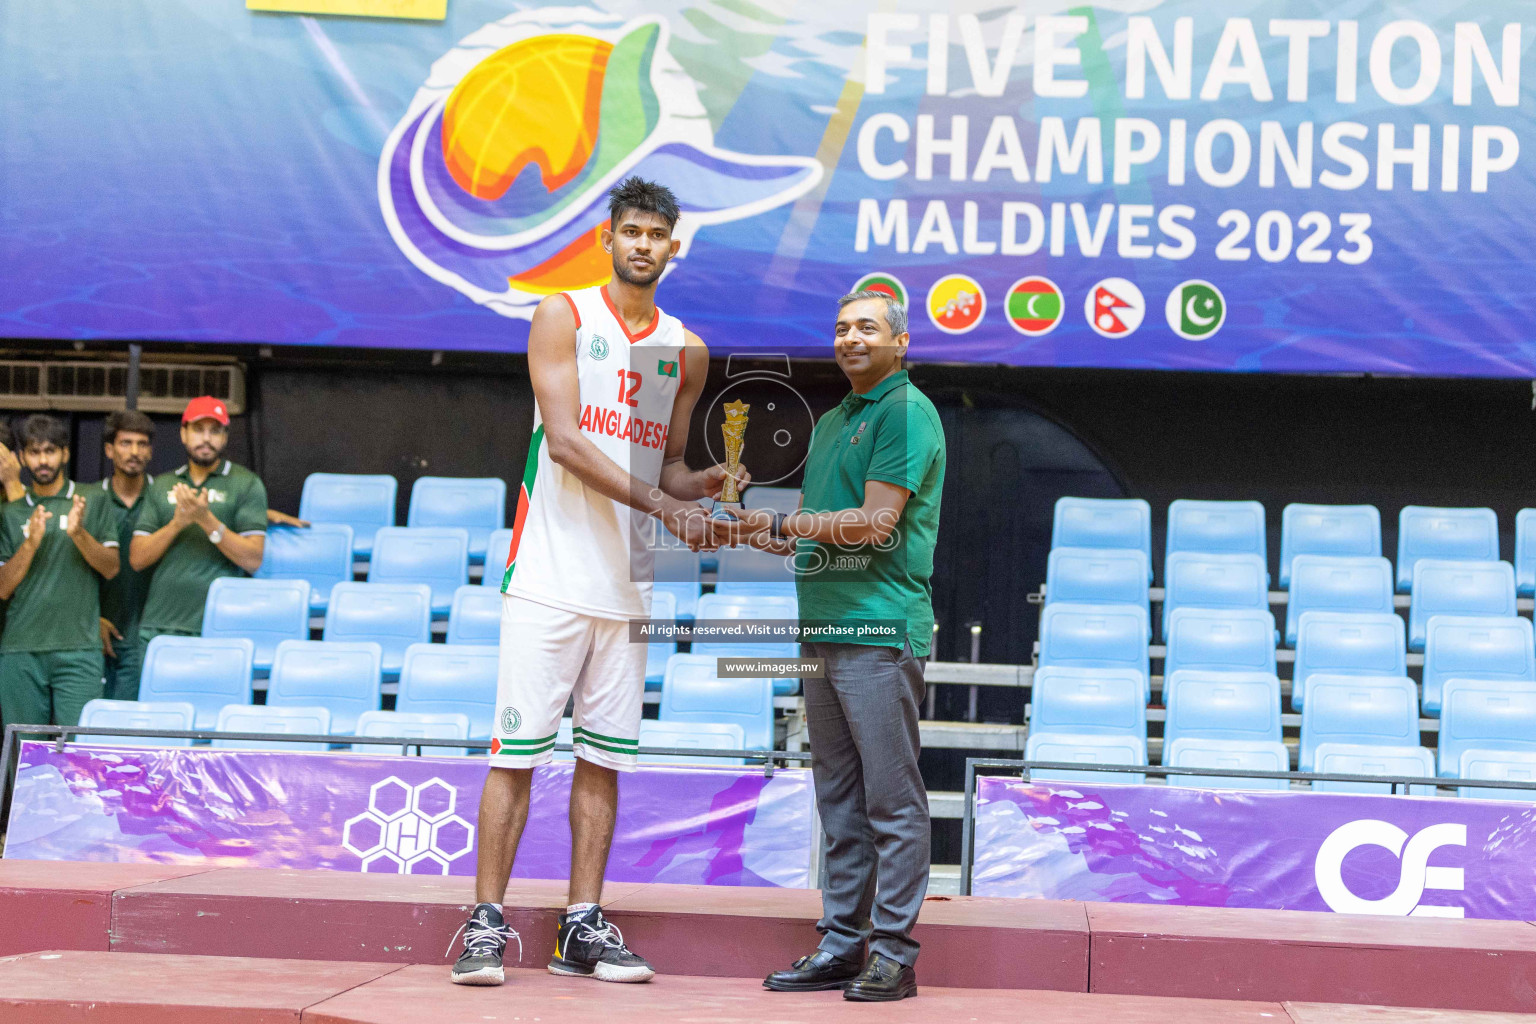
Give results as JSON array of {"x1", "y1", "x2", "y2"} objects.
[{"x1": 452, "y1": 179, "x2": 743, "y2": 988}]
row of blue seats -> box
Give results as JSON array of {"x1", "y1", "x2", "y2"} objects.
[
  {"x1": 76, "y1": 699, "x2": 752, "y2": 764},
  {"x1": 1048, "y1": 549, "x2": 1522, "y2": 649},
  {"x1": 298, "y1": 472, "x2": 803, "y2": 563},
  {"x1": 300, "y1": 474, "x2": 505, "y2": 560},
  {"x1": 1039, "y1": 603, "x2": 1536, "y2": 715},
  {"x1": 197, "y1": 578, "x2": 800, "y2": 692},
  {"x1": 259, "y1": 523, "x2": 797, "y2": 619},
  {"x1": 134, "y1": 636, "x2": 780, "y2": 749},
  {"x1": 1030, "y1": 664, "x2": 1532, "y2": 782},
  {"x1": 1052, "y1": 497, "x2": 1536, "y2": 593}
]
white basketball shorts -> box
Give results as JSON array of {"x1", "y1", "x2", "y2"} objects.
[{"x1": 489, "y1": 593, "x2": 646, "y2": 771}]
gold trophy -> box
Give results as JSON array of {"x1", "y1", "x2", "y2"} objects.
[{"x1": 712, "y1": 399, "x2": 749, "y2": 520}]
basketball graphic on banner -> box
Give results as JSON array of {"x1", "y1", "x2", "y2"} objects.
[
  {"x1": 1085, "y1": 278, "x2": 1146, "y2": 338},
  {"x1": 926, "y1": 274, "x2": 985, "y2": 334},
  {"x1": 1005, "y1": 277, "x2": 1065, "y2": 337}
]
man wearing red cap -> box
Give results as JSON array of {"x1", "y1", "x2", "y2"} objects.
[{"x1": 128, "y1": 397, "x2": 268, "y2": 666}]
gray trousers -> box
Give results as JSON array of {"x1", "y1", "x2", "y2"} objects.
[{"x1": 802, "y1": 640, "x2": 930, "y2": 967}]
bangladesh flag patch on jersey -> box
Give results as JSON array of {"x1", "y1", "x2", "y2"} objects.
[{"x1": 657, "y1": 359, "x2": 678, "y2": 378}]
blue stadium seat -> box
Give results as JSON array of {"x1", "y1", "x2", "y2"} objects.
[
  {"x1": 76, "y1": 699, "x2": 196, "y2": 747},
  {"x1": 1160, "y1": 552, "x2": 1268, "y2": 643},
  {"x1": 660, "y1": 653, "x2": 775, "y2": 750},
  {"x1": 481, "y1": 528, "x2": 514, "y2": 588},
  {"x1": 1298, "y1": 674, "x2": 1419, "y2": 771},
  {"x1": 1408, "y1": 559, "x2": 1516, "y2": 651},
  {"x1": 1163, "y1": 608, "x2": 1277, "y2": 683},
  {"x1": 201, "y1": 578, "x2": 311, "y2": 673},
  {"x1": 1165, "y1": 499, "x2": 1267, "y2": 568},
  {"x1": 266, "y1": 639, "x2": 382, "y2": 735},
  {"x1": 1458, "y1": 748, "x2": 1536, "y2": 801},
  {"x1": 396, "y1": 643, "x2": 500, "y2": 741},
  {"x1": 638, "y1": 720, "x2": 748, "y2": 765},
  {"x1": 139, "y1": 636, "x2": 254, "y2": 730},
  {"x1": 1044, "y1": 548, "x2": 1150, "y2": 629},
  {"x1": 1284, "y1": 555, "x2": 1394, "y2": 646},
  {"x1": 1291, "y1": 611, "x2": 1407, "y2": 711},
  {"x1": 350, "y1": 709, "x2": 471, "y2": 755},
  {"x1": 407, "y1": 477, "x2": 506, "y2": 564},
  {"x1": 695, "y1": 592, "x2": 799, "y2": 693},
  {"x1": 1396, "y1": 505, "x2": 1499, "y2": 592},
  {"x1": 367, "y1": 526, "x2": 469, "y2": 616},
  {"x1": 447, "y1": 585, "x2": 501, "y2": 646},
  {"x1": 1438, "y1": 676, "x2": 1536, "y2": 777},
  {"x1": 1037, "y1": 602, "x2": 1150, "y2": 700},
  {"x1": 1279, "y1": 503, "x2": 1382, "y2": 589},
  {"x1": 299, "y1": 473, "x2": 396, "y2": 558},
  {"x1": 1164, "y1": 737, "x2": 1290, "y2": 790},
  {"x1": 1517, "y1": 510, "x2": 1536, "y2": 599},
  {"x1": 1023, "y1": 732, "x2": 1147, "y2": 785},
  {"x1": 1029, "y1": 666, "x2": 1147, "y2": 742},
  {"x1": 645, "y1": 589, "x2": 678, "y2": 691},
  {"x1": 744, "y1": 486, "x2": 800, "y2": 514},
  {"x1": 323, "y1": 582, "x2": 433, "y2": 681},
  {"x1": 653, "y1": 544, "x2": 703, "y2": 620},
  {"x1": 1161, "y1": 669, "x2": 1281, "y2": 751},
  {"x1": 1051, "y1": 497, "x2": 1152, "y2": 578},
  {"x1": 1421, "y1": 614, "x2": 1535, "y2": 716},
  {"x1": 255, "y1": 523, "x2": 354, "y2": 613},
  {"x1": 212, "y1": 703, "x2": 331, "y2": 752},
  {"x1": 715, "y1": 544, "x2": 795, "y2": 599},
  {"x1": 1312, "y1": 742, "x2": 1435, "y2": 795}
]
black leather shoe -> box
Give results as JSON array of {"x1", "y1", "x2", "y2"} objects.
[
  {"x1": 763, "y1": 950, "x2": 862, "y2": 992},
  {"x1": 843, "y1": 952, "x2": 917, "y2": 1001}
]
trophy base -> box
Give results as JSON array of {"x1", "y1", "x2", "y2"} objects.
[{"x1": 710, "y1": 500, "x2": 743, "y2": 521}]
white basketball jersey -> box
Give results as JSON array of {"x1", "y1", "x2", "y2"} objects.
[{"x1": 501, "y1": 285, "x2": 687, "y2": 619}]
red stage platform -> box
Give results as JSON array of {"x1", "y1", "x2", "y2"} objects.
[
  {"x1": 7, "y1": 951, "x2": 1529, "y2": 1024},
  {"x1": 3, "y1": 860, "x2": 1535, "y2": 1016}
]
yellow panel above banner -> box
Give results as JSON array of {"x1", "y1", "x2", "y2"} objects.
[{"x1": 246, "y1": 0, "x2": 445, "y2": 21}]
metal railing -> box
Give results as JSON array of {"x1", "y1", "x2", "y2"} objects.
[{"x1": 957, "y1": 756, "x2": 1536, "y2": 896}]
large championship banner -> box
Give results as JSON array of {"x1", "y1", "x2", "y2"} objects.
[{"x1": 2, "y1": 2, "x2": 1532, "y2": 373}]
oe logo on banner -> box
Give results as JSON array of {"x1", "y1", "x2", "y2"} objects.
[{"x1": 1313, "y1": 820, "x2": 1467, "y2": 918}]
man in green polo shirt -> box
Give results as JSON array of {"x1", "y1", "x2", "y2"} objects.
[
  {"x1": 747, "y1": 290, "x2": 945, "y2": 1003},
  {"x1": 129, "y1": 397, "x2": 267, "y2": 666},
  {"x1": 0, "y1": 414, "x2": 121, "y2": 734},
  {"x1": 96, "y1": 409, "x2": 157, "y2": 701}
]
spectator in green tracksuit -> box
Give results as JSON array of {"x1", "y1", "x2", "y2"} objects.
[
  {"x1": 128, "y1": 397, "x2": 267, "y2": 669},
  {"x1": 0, "y1": 415, "x2": 121, "y2": 734},
  {"x1": 96, "y1": 409, "x2": 156, "y2": 701}
]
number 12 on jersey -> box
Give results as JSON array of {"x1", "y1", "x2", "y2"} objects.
[{"x1": 615, "y1": 370, "x2": 641, "y2": 408}]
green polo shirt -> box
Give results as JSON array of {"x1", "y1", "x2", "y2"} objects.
[
  {"x1": 134, "y1": 460, "x2": 268, "y2": 636},
  {"x1": 795, "y1": 370, "x2": 946, "y2": 656},
  {"x1": 97, "y1": 475, "x2": 154, "y2": 642},
  {"x1": 0, "y1": 480, "x2": 119, "y2": 653}
]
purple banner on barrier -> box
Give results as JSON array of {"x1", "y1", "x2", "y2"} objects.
[
  {"x1": 974, "y1": 778, "x2": 1536, "y2": 920},
  {"x1": 3, "y1": 743, "x2": 815, "y2": 888}
]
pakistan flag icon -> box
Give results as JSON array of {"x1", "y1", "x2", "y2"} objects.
[{"x1": 1166, "y1": 280, "x2": 1227, "y2": 340}]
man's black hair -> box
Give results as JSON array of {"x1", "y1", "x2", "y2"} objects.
[
  {"x1": 0, "y1": 420, "x2": 13, "y2": 451},
  {"x1": 18, "y1": 414, "x2": 69, "y2": 451},
  {"x1": 104, "y1": 409, "x2": 156, "y2": 444},
  {"x1": 608, "y1": 176, "x2": 680, "y2": 231}
]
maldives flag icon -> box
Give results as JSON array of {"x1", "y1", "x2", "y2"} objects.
[{"x1": 1005, "y1": 277, "x2": 1065, "y2": 337}]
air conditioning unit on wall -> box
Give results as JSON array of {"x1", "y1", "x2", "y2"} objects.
[{"x1": 0, "y1": 360, "x2": 246, "y2": 415}]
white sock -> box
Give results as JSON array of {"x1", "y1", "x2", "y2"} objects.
[{"x1": 566, "y1": 902, "x2": 598, "y2": 917}]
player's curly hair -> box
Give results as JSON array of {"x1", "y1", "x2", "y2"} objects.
[{"x1": 608, "y1": 176, "x2": 680, "y2": 231}]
